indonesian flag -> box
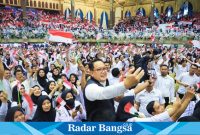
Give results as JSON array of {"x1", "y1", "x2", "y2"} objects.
[
  {"x1": 56, "y1": 97, "x2": 66, "y2": 108},
  {"x1": 48, "y1": 30, "x2": 74, "y2": 44},
  {"x1": 124, "y1": 102, "x2": 139, "y2": 116},
  {"x1": 63, "y1": 78, "x2": 73, "y2": 89}
]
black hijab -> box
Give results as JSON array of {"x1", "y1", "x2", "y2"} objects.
[
  {"x1": 30, "y1": 85, "x2": 42, "y2": 105},
  {"x1": 37, "y1": 69, "x2": 48, "y2": 89},
  {"x1": 32, "y1": 95, "x2": 56, "y2": 122},
  {"x1": 116, "y1": 96, "x2": 139, "y2": 121},
  {"x1": 5, "y1": 106, "x2": 25, "y2": 122},
  {"x1": 61, "y1": 90, "x2": 75, "y2": 110},
  {"x1": 52, "y1": 67, "x2": 61, "y2": 81},
  {"x1": 45, "y1": 81, "x2": 55, "y2": 95}
]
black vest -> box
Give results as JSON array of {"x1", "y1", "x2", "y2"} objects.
[{"x1": 83, "y1": 77, "x2": 115, "y2": 121}]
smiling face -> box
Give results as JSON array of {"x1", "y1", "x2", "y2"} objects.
[
  {"x1": 33, "y1": 86, "x2": 41, "y2": 96},
  {"x1": 42, "y1": 99, "x2": 51, "y2": 112},
  {"x1": 90, "y1": 61, "x2": 108, "y2": 82},
  {"x1": 14, "y1": 111, "x2": 25, "y2": 122},
  {"x1": 49, "y1": 82, "x2": 56, "y2": 91},
  {"x1": 70, "y1": 75, "x2": 76, "y2": 83},
  {"x1": 39, "y1": 70, "x2": 45, "y2": 77}
]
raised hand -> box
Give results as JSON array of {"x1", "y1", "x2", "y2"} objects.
[{"x1": 124, "y1": 67, "x2": 144, "y2": 89}]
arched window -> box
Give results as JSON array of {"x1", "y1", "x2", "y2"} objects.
[
  {"x1": 30, "y1": 0, "x2": 33, "y2": 7},
  {"x1": 10, "y1": 0, "x2": 13, "y2": 4},
  {"x1": 45, "y1": 2, "x2": 48, "y2": 8},
  {"x1": 26, "y1": 0, "x2": 29, "y2": 6},
  {"x1": 53, "y1": 3, "x2": 55, "y2": 9},
  {"x1": 38, "y1": 1, "x2": 41, "y2": 7},
  {"x1": 42, "y1": 2, "x2": 44, "y2": 8},
  {"x1": 34, "y1": 1, "x2": 37, "y2": 7},
  {"x1": 50, "y1": 3, "x2": 52, "y2": 8},
  {"x1": 56, "y1": 4, "x2": 59, "y2": 9},
  {"x1": 14, "y1": 0, "x2": 17, "y2": 4}
]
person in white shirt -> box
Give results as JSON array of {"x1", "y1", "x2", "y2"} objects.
[
  {"x1": 55, "y1": 90, "x2": 86, "y2": 122},
  {"x1": 118, "y1": 88, "x2": 195, "y2": 122},
  {"x1": 175, "y1": 59, "x2": 188, "y2": 78},
  {"x1": 84, "y1": 59, "x2": 145, "y2": 121},
  {"x1": 109, "y1": 68, "x2": 120, "y2": 85},
  {"x1": 158, "y1": 53, "x2": 169, "y2": 66},
  {"x1": 155, "y1": 64, "x2": 175, "y2": 107},
  {"x1": 135, "y1": 78, "x2": 165, "y2": 117},
  {"x1": 176, "y1": 64, "x2": 199, "y2": 99}
]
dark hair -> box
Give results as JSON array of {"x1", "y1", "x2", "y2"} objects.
[
  {"x1": 5, "y1": 106, "x2": 25, "y2": 122},
  {"x1": 146, "y1": 101, "x2": 155, "y2": 115},
  {"x1": 60, "y1": 74, "x2": 67, "y2": 78},
  {"x1": 14, "y1": 69, "x2": 22, "y2": 76},
  {"x1": 178, "y1": 116, "x2": 199, "y2": 122},
  {"x1": 160, "y1": 64, "x2": 169, "y2": 69},
  {"x1": 111, "y1": 68, "x2": 120, "y2": 77},
  {"x1": 193, "y1": 107, "x2": 200, "y2": 120},
  {"x1": 69, "y1": 73, "x2": 79, "y2": 87},
  {"x1": 88, "y1": 59, "x2": 104, "y2": 71}
]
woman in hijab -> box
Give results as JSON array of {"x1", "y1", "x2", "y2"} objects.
[
  {"x1": 116, "y1": 96, "x2": 141, "y2": 121},
  {"x1": 55, "y1": 90, "x2": 86, "y2": 122},
  {"x1": 32, "y1": 95, "x2": 56, "y2": 122},
  {"x1": 37, "y1": 68, "x2": 48, "y2": 90},
  {"x1": 69, "y1": 73, "x2": 85, "y2": 108},
  {"x1": 52, "y1": 67, "x2": 61, "y2": 82},
  {"x1": 5, "y1": 106, "x2": 26, "y2": 122}
]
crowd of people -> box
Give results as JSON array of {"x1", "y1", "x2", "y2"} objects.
[
  {"x1": 1, "y1": 6, "x2": 200, "y2": 41},
  {"x1": 0, "y1": 42, "x2": 198, "y2": 122}
]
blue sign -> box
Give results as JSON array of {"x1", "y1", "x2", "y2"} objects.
[{"x1": 1, "y1": 122, "x2": 200, "y2": 134}]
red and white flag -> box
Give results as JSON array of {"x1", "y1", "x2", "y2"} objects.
[
  {"x1": 48, "y1": 30, "x2": 74, "y2": 44},
  {"x1": 63, "y1": 78, "x2": 73, "y2": 89}
]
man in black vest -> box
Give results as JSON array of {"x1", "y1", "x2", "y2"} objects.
[{"x1": 84, "y1": 59, "x2": 144, "y2": 121}]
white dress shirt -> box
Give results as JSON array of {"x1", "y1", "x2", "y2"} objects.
[
  {"x1": 85, "y1": 82, "x2": 126, "y2": 101},
  {"x1": 155, "y1": 74, "x2": 175, "y2": 102},
  {"x1": 177, "y1": 72, "x2": 199, "y2": 94},
  {"x1": 135, "y1": 88, "x2": 165, "y2": 117}
]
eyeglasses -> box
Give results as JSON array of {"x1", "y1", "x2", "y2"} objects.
[{"x1": 93, "y1": 67, "x2": 107, "y2": 72}]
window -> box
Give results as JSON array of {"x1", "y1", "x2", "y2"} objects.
[
  {"x1": 6, "y1": 0, "x2": 9, "y2": 4},
  {"x1": 42, "y1": 2, "x2": 44, "y2": 8},
  {"x1": 56, "y1": 4, "x2": 59, "y2": 9},
  {"x1": 0, "y1": 0, "x2": 3, "y2": 3},
  {"x1": 30, "y1": 0, "x2": 33, "y2": 6},
  {"x1": 50, "y1": 3, "x2": 52, "y2": 8},
  {"x1": 53, "y1": 3, "x2": 55, "y2": 9},
  {"x1": 45, "y1": 2, "x2": 48, "y2": 8},
  {"x1": 34, "y1": 1, "x2": 37, "y2": 7},
  {"x1": 14, "y1": 0, "x2": 17, "y2": 5},
  {"x1": 10, "y1": 0, "x2": 13, "y2": 4},
  {"x1": 38, "y1": 1, "x2": 41, "y2": 7},
  {"x1": 26, "y1": 0, "x2": 29, "y2": 6}
]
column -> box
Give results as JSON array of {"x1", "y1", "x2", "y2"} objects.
[
  {"x1": 71, "y1": 0, "x2": 75, "y2": 19},
  {"x1": 150, "y1": 0, "x2": 154, "y2": 27},
  {"x1": 110, "y1": 0, "x2": 114, "y2": 28}
]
